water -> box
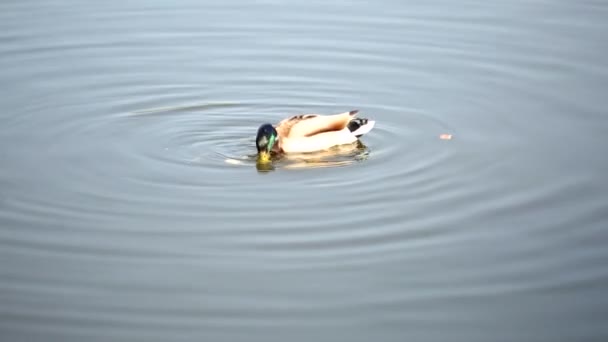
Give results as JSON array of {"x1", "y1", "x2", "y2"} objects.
[{"x1": 1, "y1": 1, "x2": 608, "y2": 341}]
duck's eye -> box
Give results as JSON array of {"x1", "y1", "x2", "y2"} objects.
[{"x1": 257, "y1": 136, "x2": 268, "y2": 146}]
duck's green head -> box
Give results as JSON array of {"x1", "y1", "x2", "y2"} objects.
[{"x1": 256, "y1": 123, "x2": 278, "y2": 162}]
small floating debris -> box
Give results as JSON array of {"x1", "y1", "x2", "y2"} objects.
[
  {"x1": 225, "y1": 158, "x2": 244, "y2": 165},
  {"x1": 439, "y1": 133, "x2": 453, "y2": 140}
]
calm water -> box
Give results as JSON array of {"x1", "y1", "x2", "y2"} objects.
[{"x1": 1, "y1": 1, "x2": 608, "y2": 341}]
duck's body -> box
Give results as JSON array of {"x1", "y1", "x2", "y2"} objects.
[{"x1": 256, "y1": 110, "x2": 375, "y2": 160}]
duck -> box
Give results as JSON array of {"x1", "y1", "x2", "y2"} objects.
[{"x1": 255, "y1": 110, "x2": 375, "y2": 162}]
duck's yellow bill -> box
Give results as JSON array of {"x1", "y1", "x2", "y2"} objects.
[{"x1": 257, "y1": 151, "x2": 271, "y2": 163}]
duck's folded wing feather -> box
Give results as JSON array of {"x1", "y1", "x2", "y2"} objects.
[
  {"x1": 281, "y1": 129, "x2": 358, "y2": 153},
  {"x1": 278, "y1": 110, "x2": 358, "y2": 138}
]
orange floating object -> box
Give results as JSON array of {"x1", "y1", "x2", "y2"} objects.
[{"x1": 439, "y1": 134, "x2": 453, "y2": 140}]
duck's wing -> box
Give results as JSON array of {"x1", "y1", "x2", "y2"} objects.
[
  {"x1": 276, "y1": 110, "x2": 358, "y2": 138},
  {"x1": 280, "y1": 129, "x2": 359, "y2": 153}
]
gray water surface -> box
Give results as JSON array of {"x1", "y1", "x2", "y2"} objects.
[{"x1": 1, "y1": 1, "x2": 608, "y2": 341}]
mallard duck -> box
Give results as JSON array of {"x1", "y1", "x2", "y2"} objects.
[{"x1": 255, "y1": 110, "x2": 375, "y2": 162}]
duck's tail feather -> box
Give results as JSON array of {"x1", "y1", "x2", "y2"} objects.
[{"x1": 347, "y1": 118, "x2": 375, "y2": 137}]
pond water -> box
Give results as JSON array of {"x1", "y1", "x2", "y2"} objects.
[{"x1": 1, "y1": 1, "x2": 607, "y2": 341}]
